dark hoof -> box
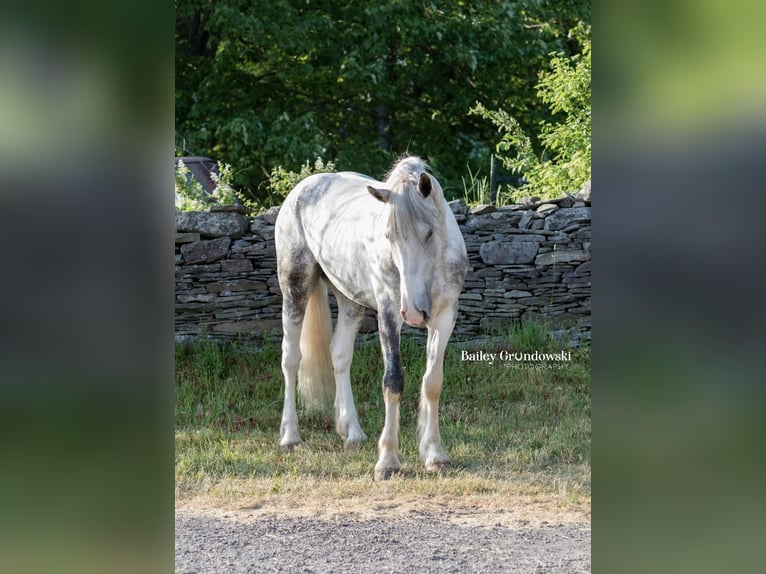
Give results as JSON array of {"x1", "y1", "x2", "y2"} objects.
[
  {"x1": 426, "y1": 461, "x2": 452, "y2": 473},
  {"x1": 280, "y1": 441, "x2": 300, "y2": 453},
  {"x1": 374, "y1": 468, "x2": 401, "y2": 481}
]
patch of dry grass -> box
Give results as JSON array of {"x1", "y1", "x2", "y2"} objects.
[{"x1": 176, "y1": 470, "x2": 591, "y2": 528}]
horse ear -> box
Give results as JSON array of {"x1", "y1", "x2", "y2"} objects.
[
  {"x1": 418, "y1": 172, "x2": 432, "y2": 197},
  {"x1": 368, "y1": 186, "x2": 391, "y2": 203}
]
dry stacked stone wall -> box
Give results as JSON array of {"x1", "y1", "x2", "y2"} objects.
[{"x1": 175, "y1": 184, "x2": 591, "y2": 346}]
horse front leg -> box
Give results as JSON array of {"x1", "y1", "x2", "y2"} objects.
[
  {"x1": 375, "y1": 310, "x2": 404, "y2": 480},
  {"x1": 419, "y1": 306, "x2": 457, "y2": 472}
]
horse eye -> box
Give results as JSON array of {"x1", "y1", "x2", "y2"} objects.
[{"x1": 425, "y1": 229, "x2": 433, "y2": 242}]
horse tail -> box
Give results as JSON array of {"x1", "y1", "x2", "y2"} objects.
[{"x1": 297, "y1": 281, "x2": 335, "y2": 411}]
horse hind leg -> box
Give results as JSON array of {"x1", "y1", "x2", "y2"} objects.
[
  {"x1": 330, "y1": 291, "x2": 367, "y2": 447},
  {"x1": 279, "y1": 314, "x2": 303, "y2": 450},
  {"x1": 277, "y1": 254, "x2": 318, "y2": 451}
]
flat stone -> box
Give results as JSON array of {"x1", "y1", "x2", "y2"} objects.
[
  {"x1": 504, "y1": 290, "x2": 533, "y2": 298},
  {"x1": 535, "y1": 249, "x2": 591, "y2": 266},
  {"x1": 576, "y1": 180, "x2": 591, "y2": 202},
  {"x1": 573, "y1": 261, "x2": 591, "y2": 275},
  {"x1": 211, "y1": 294, "x2": 248, "y2": 303},
  {"x1": 221, "y1": 259, "x2": 254, "y2": 273},
  {"x1": 547, "y1": 198, "x2": 575, "y2": 207},
  {"x1": 211, "y1": 318, "x2": 282, "y2": 333},
  {"x1": 180, "y1": 237, "x2": 231, "y2": 265},
  {"x1": 517, "y1": 211, "x2": 534, "y2": 229},
  {"x1": 259, "y1": 206, "x2": 281, "y2": 225},
  {"x1": 544, "y1": 207, "x2": 591, "y2": 231},
  {"x1": 546, "y1": 233, "x2": 571, "y2": 244},
  {"x1": 569, "y1": 227, "x2": 591, "y2": 240},
  {"x1": 470, "y1": 204, "x2": 496, "y2": 215},
  {"x1": 490, "y1": 212, "x2": 520, "y2": 223},
  {"x1": 249, "y1": 218, "x2": 274, "y2": 235},
  {"x1": 175, "y1": 263, "x2": 222, "y2": 274},
  {"x1": 479, "y1": 236, "x2": 543, "y2": 265},
  {"x1": 464, "y1": 214, "x2": 512, "y2": 233},
  {"x1": 209, "y1": 204, "x2": 249, "y2": 214},
  {"x1": 536, "y1": 203, "x2": 559, "y2": 216},
  {"x1": 459, "y1": 293, "x2": 483, "y2": 301},
  {"x1": 474, "y1": 267, "x2": 503, "y2": 278},
  {"x1": 175, "y1": 232, "x2": 200, "y2": 244},
  {"x1": 448, "y1": 200, "x2": 467, "y2": 215},
  {"x1": 177, "y1": 293, "x2": 218, "y2": 303},
  {"x1": 175, "y1": 211, "x2": 249, "y2": 238},
  {"x1": 206, "y1": 279, "x2": 267, "y2": 293},
  {"x1": 213, "y1": 308, "x2": 259, "y2": 320},
  {"x1": 516, "y1": 196, "x2": 541, "y2": 207}
]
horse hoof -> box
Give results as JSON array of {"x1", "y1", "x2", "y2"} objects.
[
  {"x1": 426, "y1": 461, "x2": 452, "y2": 473},
  {"x1": 280, "y1": 441, "x2": 300, "y2": 452},
  {"x1": 374, "y1": 468, "x2": 401, "y2": 481}
]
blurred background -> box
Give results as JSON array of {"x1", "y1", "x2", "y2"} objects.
[
  {"x1": 0, "y1": 1, "x2": 174, "y2": 573},
  {"x1": 597, "y1": 1, "x2": 766, "y2": 572}
]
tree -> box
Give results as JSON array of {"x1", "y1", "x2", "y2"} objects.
[
  {"x1": 175, "y1": 0, "x2": 590, "y2": 202},
  {"x1": 472, "y1": 26, "x2": 590, "y2": 200}
]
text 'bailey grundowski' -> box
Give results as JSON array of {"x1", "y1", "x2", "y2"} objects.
[{"x1": 460, "y1": 350, "x2": 573, "y2": 366}]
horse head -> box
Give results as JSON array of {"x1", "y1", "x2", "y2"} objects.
[{"x1": 368, "y1": 168, "x2": 444, "y2": 328}]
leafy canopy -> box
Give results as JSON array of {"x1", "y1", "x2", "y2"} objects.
[
  {"x1": 176, "y1": 0, "x2": 590, "y2": 203},
  {"x1": 471, "y1": 26, "x2": 591, "y2": 200}
]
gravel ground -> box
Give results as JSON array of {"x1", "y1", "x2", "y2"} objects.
[{"x1": 176, "y1": 511, "x2": 590, "y2": 573}]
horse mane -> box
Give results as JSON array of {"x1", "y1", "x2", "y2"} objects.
[{"x1": 383, "y1": 156, "x2": 444, "y2": 240}]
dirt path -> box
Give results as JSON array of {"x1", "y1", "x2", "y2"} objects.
[{"x1": 175, "y1": 509, "x2": 590, "y2": 573}]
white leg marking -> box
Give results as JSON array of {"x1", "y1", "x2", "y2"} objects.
[
  {"x1": 418, "y1": 308, "x2": 456, "y2": 469},
  {"x1": 331, "y1": 302, "x2": 367, "y2": 445},
  {"x1": 279, "y1": 319, "x2": 303, "y2": 449},
  {"x1": 375, "y1": 388, "x2": 402, "y2": 479}
]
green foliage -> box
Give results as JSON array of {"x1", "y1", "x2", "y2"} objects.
[
  {"x1": 459, "y1": 166, "x2": 492, "y2": 207},
  {"x1": 175, "y1": 159, "x2": 261, "y2": 212},
  {"x1": 266, "y1": 157, "x2": 337, "y2": 200},
  {"x1": 471, "y1": 29, "x2": 591, "y2": 200},
  {"x1": 175, "y1": 159, "x2": 234, "y2": 211},
  {"x1": 176, "y1": 0, "x2": 590, "y2": 202},
  {"x1": 459, "y1": 164, "x2": 521, "y2": 208}
]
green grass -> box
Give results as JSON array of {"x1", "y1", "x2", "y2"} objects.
[
  {"x1": 176, "y1": 324, "x2": 590, "y2": 518},
  {"x1": 458, "y1": 163, "x2": 516, "y2": 207},
  {"x1": 459, "y1": 165, "x2": 494, "y2": 207}
]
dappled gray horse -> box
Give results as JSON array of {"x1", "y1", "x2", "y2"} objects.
[{"x1": 275, "y1": 156, "x2": 467, "y2": 479}]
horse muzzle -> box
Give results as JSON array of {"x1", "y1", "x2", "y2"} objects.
[
  {"x1": 400, "y1": 308, "x2": 429, "y2": 327},
  {"x1": 400, "y1": 284, "x2": 431, "y2": 327}
]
